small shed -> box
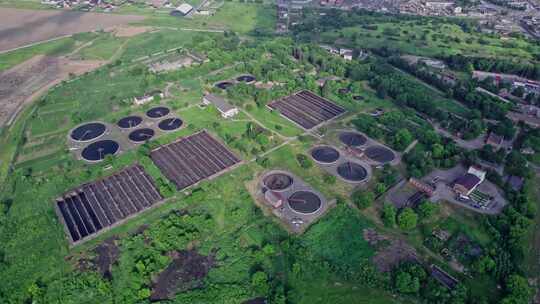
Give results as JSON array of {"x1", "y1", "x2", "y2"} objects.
[{"x1": 202, "y1": 94, "x2": 238, "y2": 118}]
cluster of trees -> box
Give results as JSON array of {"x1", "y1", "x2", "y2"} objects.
[
  {"x1": 114, "y1": 210, "x2": 212, "y2": 302},
  {"x1": 519, "y1": 128, "x2": 540, "y2": 155},
  {"x1": 381, "y1": 200, "x2": 439, "y2": 231},
  {"x1": 292, "y1": 7, "x2": 477, "y2": 44},
  {"x1": 490, "y1": 118, "x2": 517, "y2": 140},
  {"x1": 404, "y1": 135, "x2": 461, "y2": 178},
  {"x1": 390, "y1": 55, "x2": 510, "y2": 123},
  {"x1": 453, "y1": 86, "x2": 509, "y2": 121},
  {"x1": 350, "y1": 109, "x2": 460, "y2": 180},
  {"x1": 390, "y1": 262, "x2": 468, "y2": 303},
  {"x1": 477, "y1": 144, "x2": 507, "y2": 164},
  {"x1": 473, "y1": 176, "x2": 536, "y2": 303},
  {"x1": 443, "y1": 54, "x2": 540, "y2": 80},
  {"x1": 351, "y1": 165, "x2": 399, "y2": 210},
  {"x1": 368, "y1": 62, "x2": 485, "y2": 139},
  {"x1": 350, "y1": 112, "x2": 415, "y2": 152}
]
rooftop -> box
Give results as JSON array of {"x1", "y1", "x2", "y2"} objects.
[
  {"x1": 204, "y1": 94, "x2": 236, "y2": 113},
  {"x1": 455, "y1": 173, "x2": 481, "y2": 191},
  {"x1": 486, "y1": 132, "x2": 503, "y2": 146}
]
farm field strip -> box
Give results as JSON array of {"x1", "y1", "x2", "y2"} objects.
[{"x1": 0, "y1": 8, "x2": 144, "y2": 52}]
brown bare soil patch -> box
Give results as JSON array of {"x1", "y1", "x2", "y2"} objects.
[
  {"x1": 150, "y1": 250, "x2": 215, "y2": 301},
  {"x1": 363, "y1": 228, "x2": 418, "y2": 272},
  {"x1": 110, "y1": 26, "x2": 153, "y2": 38},
  {"x1": 94, "y1": 237, "x2": 120, "y2": 280},
  {"x1": 0, "y1": 55, "x2": 104, "y2": 127},
  {"x1": 0, "y1": 8, "x2": 144, "y2": 52}
]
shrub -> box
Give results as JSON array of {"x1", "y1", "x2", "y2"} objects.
[
  {"x1": 397, "y1": 207, "x2": 418, "y2": 230},
  {"x1": 296, "y1": 154, "x2": 313, "y2": 169},
  {"x1": 323, "y1": 174, "x2": 336, "y2": 185},
  {"x1": 382, "y1": 204, "x2": 397, "y2": 227},
  {"x1": 352, "y1": 191, "x2": 375, "y2": 209}
]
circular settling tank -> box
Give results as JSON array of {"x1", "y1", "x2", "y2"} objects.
[
  {"x1": 70, "y1": 122, "x2": 106, "y2": 142},
  {"x1": 263, "y1": 173, "x2": 293, "y2": 191},
  {"x1": 158, "y1": 117, "x2": 183, "y2": 131},
  {"x1": 339, "y1": 132, "x2": 367, "y2": 147},
  {"x1": 311, "y1": 146, "x2": 340, "y2": 164},
  {"x1": 236, "y1": 75, "x2": 256, "y2": 83},
  {"x1": 146, "y1": 106, "x2": 170, "y2": 119},
  {"x1": 365, "y1": 146, "x2": 395, "y2": 164},
  {"x1": 117, "y1": 116, "x2": 143, "y2": 129},
  {"x1": 81, "y1": 140, "x2": 119, "y2": 162},
  {"x1": 337, "y1": 162, "x2": 368, "y2": 182},
  {"x1": 288, "y1": 191, "x2": 322, "y2": 214},
  {"x1": 129, "y1": 128, "x2": 155, "y2": 143},
  {"x1": 215, "y1": 81, "x2": 234, "y2": 90}
]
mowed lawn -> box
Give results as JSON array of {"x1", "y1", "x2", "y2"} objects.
[
  {"x1": 138, "y1": 2, "x2": 275, "y2": 34},
  {"x1": 210, "y1": 2, "x2": 276, "y2": 33}
]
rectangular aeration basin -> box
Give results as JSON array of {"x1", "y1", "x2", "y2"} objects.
[
  {"x1": 268, "y1": 90, "x2": 346, "y2": 129},
  {"x1": 150, "y1": 130, "x2": 241, "y2": 190},
  {"x1": 55, "y1": 165, "x2": 162, "y2": 244}
]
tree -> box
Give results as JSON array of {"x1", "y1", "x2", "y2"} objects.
[
  {"x1": 417, "y1": 200, "x2": 439, "y2": 221},
  {"x1": 505, "y1": 151, "x2": 530, "y2": 177},
  {"x1": 501, "y1": 275, "x2": 533, "y2": 304},
  {"x1": 382, "y1": 204, "x2": 397, "y2": 227},
  {"x1": 473, "y1": 255, "x2": 496, "y2": 274},
  {"x1": 395, "y1": 272, "x2": 420, "y2": 293},
  {"x1": 251, "y1": 271, "x2": 270, "y2": 295},
  {"x1": 352, "y1": 191, "x2": 375, "y2": 209},
  {"x1": 432, "y1": 143, "x2": 445, "y2": 159},
  {"x1": 398, "y1": 207, "x2": 418, "y2": 230},
  {"x1": 375, "y1": 183, "x2": 387, "y2": 196},
  {"x1": 394, "y1": 129, "x2": 413, "y2": 151}
]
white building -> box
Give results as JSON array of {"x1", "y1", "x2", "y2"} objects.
[
  {"x1": 133, "y1": 91, "x2": 164, "y2": 105},
  {"x1": 203, "y1": 94, "x2": 238, "y2": 118},
  {"x1": 173, "y1": 3, "x2": 193, "y2": 16},
  {"x1": 340, "y1": 48, "x2": 353, "y2": 61}
]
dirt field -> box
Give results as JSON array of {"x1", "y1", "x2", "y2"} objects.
[
  {"x1": 363, "y1": 228, "x2": 418, "y2": 272},
  {"x1": 0, "y1": 54, "x2": 104, "y2": 127},
  {"x1": 150, "y1": 250, "x2": 215, "y2": 301},
  {"x1": 111, "y1": 26, "x2": 154, "y2": 38},
  {"x1": 94, "y1": 237, "x2": 120, "y2": 280},
  {"x1": 0, "y1": 8, "x2": 144, "y2": 53}
]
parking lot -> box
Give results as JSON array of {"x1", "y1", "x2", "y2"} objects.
[{"x1": 424, "y1": 165, "x2": 507, "y2": 214}]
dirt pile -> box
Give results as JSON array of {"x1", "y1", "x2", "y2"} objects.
[
  {"x1": 150, "y1": 250, "x2": 215, "y2": 301},
  {"x1": 94, "y1": 237, "x2": 120, "y2": 280}
]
